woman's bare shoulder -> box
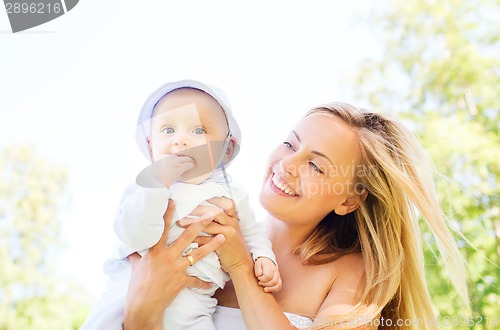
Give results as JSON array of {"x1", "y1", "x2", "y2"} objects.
[
  {"x1": 306, "y1": 252, "x2": 365, "y2": 288},
  {"x1": 328, "y1": 252, "x2": 365, "y2": 276},
  {"x1": 309, "y1": 252, "x2": 365, "y2": 297},
  {"x1": 316, "y1": 253, "x2": 380, "y2": 329},
  {"x1": 312, "y1": 253, "x2": 367, "y2": 316},
  {"x1": 327, "y1": 252, "x2": 366, "y2": 300},
  {"x1": 337, "y1": 252, "x2": 364, "y2": 267}
]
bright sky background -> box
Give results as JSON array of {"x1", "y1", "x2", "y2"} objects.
[{"x1": 0, "y1": 0, "x2": 379, "y2": 297}]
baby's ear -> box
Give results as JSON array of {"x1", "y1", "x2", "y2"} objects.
[
  {"x1": 147, "y1": 136, "x2": 154, "y2": 160},
  {"x1": 223, "y1": 136, "x2": 237, "y2": 162}
]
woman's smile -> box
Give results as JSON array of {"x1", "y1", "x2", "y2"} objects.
[{"x1": 268, "y1": 173, "x2": 300, "y2": 197}]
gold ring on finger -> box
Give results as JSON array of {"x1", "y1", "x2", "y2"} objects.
[{"x1": 185, "y1": 255, "x2": 195, "y2": 267}]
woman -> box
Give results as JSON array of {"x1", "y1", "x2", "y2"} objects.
[{"x1": 124, "y1": 102, "x2": 469, "y2": 329}]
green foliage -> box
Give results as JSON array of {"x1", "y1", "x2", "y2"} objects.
[
  {"x1": 349, "y1": 0, "x2": 500, "y2": 328},
  {"x1": 421, "y1": 114, "x2": 500, "y2": 329},
  {"x1": 0, "y1": 147, "x2": 90, "y2": 330}
]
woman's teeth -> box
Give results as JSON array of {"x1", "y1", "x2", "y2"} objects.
[{"x1": 272, "y1": 175, "x2": 297, "y2": 196}]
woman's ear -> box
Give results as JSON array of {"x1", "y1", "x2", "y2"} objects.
[{"x1": 334, "y1": 188, "x2": 368, "y2": 216}]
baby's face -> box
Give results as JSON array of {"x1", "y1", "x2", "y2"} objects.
[{"x1": 149, "y1": 88, "x2": 230, "y2": 184}]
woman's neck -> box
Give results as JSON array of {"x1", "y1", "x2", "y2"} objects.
[{"x1": 265, "y1": 215, "x2": 317, "y2": 254}]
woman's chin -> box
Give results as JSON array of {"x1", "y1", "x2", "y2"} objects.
[{"x1": 258, "y1": 192, "x2": 294, "y2": 223}]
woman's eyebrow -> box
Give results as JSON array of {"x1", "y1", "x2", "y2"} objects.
[
  {"x1": 292, "y1": 130, "x2": 301, "y2": 142},
  {"x1": 292, "y1": 130, "x2": 335, "y2": 166}
]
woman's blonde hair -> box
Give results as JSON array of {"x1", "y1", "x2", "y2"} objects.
[{"x1": 296, "y1": 102, "x2": 469, "y2": 329}]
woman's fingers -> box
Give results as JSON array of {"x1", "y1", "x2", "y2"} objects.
[
  {"x1": 183, "y1": 196, "x2": 236, "y2": 218},
  {"x1": 201, "y1": 220, "x2": 253, "y2": 274},
  {"x1": 169, "y1": 217, "x2": 214, "y2": 256},
  {"x1": 207, "y1": 197, "x2": 237, "y2": 216},
  {"x1": 200, "y1": 221, "x2": 226, "y2": 236},
  {"x1": 178, "y1": 197, "x2": 237, "y2": 227},
  {"x1": 177, "y1": 212, "x2": 216, "y2": 227},
  {"x1": 193, "y1": 235, "x2": 213, "y2": 246},
  {"x1": 206, "y1": 197, "x2": 238, "y2": 225},
  {"x1": 180, "y1": 234, "x2": 225, "y2": 275},
  {"x1": 186, "y1": 234, "x2": 225, "y2": 265},
  {"x1": 211, "y1": 209, "x2": 234, "y2": 226},
  {"x1": 178, "y1": 210, "x2": 232, "y2": 227},
  {"x1": 182, "y1": 205, "x2": 223, "y2": 218}
]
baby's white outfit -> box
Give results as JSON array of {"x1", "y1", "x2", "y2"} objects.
[{"x1": 81, "y1": 171, "x2": 276, "y2": 330}]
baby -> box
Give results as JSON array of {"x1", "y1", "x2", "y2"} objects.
[{"x1": 81, "y1": 80, "x2": 280, "y2": 330}]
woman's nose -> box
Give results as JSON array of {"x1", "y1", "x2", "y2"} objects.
[{"x1": 279, "y1": 156, "x2": 298, "y2": 177}]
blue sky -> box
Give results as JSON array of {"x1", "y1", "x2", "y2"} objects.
[{"x1": 1, "y1": 0, "x2": 377, "y2": 296}]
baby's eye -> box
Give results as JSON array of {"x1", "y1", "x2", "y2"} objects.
[
  {"x1": 161, "y1": 127, "x2": 175, "y2": 134},
  {"x1": 193, "y1": 127, "x2": 206, "y2": 135}
]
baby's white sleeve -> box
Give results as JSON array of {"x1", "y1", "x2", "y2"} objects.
[
  {"x1": 113, "y1": 183, "x2": 171, "y2": 252},
  {"x1": 236, "y1": 192, "x2": 277, "y2": 266}
]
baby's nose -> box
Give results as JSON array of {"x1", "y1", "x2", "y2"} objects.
[
  {"x1": 174, "y1": 139, "x2": 188, "y2": 146},
  {"x1": 172, "y1": 133, "x2": 189, "y2": 147}
]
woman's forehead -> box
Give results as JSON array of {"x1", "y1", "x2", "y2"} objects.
[
  {"x1": 294, "y1": 113, "x2": 361, "y2": 165},
  {"x1": 296, "y1": 112, "x2": 351, "y2": 136}
]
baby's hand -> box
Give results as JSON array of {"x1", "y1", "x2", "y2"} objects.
[
  {"x1": 254, "y1": 257, "x2": 282, "y2": 293},
  {"x1": 155, "y1": 154, "x2": 195, "y2": 186},
  {"x1": 137, "y1": 154, "x2": 195, "y2": 188}
]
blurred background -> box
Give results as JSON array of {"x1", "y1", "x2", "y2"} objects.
[{"x1": 0, "y1": 0, "x2": 498, "y2": 329}]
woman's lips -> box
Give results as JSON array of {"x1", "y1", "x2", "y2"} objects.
[{"x1": 269, "y1": 173, "x2": 299, "y2": 196}]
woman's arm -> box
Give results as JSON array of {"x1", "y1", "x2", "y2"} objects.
[
  {"x1": 123, "y1": 200, "x2": 225, "y2": 329},
  {"x1": 197, "y1": 197, "x2": 296, "y2": 330},
  {"x1": 228, "y1": 263, "x2": 294, "y2": 329}
]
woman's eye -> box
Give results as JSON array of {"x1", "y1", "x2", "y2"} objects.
[
  {"x1": 193, "y1": 127, "x2": 206, "y2": 135},
  {"x1": 309, "y1": 162, "x2": 324, "y2": 174},
  {"x1": 283, "y1": 141, "x2": 293, "y2": 149},
  {"x1": 161, "y1": 127, "x2": 175, "y2": 134}
]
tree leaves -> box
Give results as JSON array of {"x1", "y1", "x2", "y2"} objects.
[
  {"x1": 0, "y1": 147, "x2": 89, "y2": 330},
  {"x1": 350, "y1": 0, "x2": 500, "y2": 326}
]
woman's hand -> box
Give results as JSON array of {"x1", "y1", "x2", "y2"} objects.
[
  {"x1": 178, "y1": 197, "x2": 255, "y2": 275},
  {"x1": 178, "y1": 198, "x2": 296, "y2": 329},
  {"x1": 123, "y1": 200, "x2": 226, "y2": 330}
]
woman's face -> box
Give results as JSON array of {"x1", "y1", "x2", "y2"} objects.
[{"x1": 259, "y1": 112, "x2": 362, "y2": 226}]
